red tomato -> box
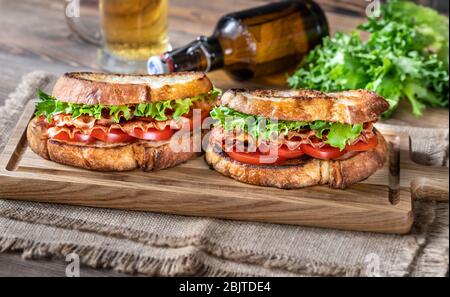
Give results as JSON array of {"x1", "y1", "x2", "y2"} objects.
[
  {"x1": 90, "y1": 128, "x2": 135, "y2": 143},
  {"x1": 276, "y1": 146, "x2": 305, "y2": 159},
  {"x1": 227, "y1": 151, "x2": 285, "y2": 165},
  {"x1": 300, "y1": 144, "x2": 346, "y2": 160},
  {"x1": 346, "y1": 136, "x2": 378, "y2": 152},
  {"x1": 127, "y1": 126, "x2": 174, "y2": 141},
  {"x1": 52, "y1": 131, "x2": 96, "y2": 144}
]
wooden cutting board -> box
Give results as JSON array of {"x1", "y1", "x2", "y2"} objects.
[{"x1": 0, "y1": 100, "x2": 448, "y2": 234}]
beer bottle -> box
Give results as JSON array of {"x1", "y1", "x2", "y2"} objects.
[{"x1": 148, "y1": 0, "x2": 329, "y2": 81}]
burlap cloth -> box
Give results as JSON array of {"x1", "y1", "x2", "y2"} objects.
[{"x1": 0, "y1": 71, "x2": 448, "y2": 277}]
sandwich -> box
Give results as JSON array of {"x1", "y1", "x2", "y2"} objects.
[
  {"x1": 206, "y1": 89, "x2": 389, "y2": 189},
  {"x1": 28, "y1": 72, "x2": 220, "y2": 171}
]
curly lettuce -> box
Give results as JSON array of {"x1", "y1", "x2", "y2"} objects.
[
  {"x1": 210, "y1": 106, "x2": 363, "y2": 150},
  {"x1": 35, "y1": 88, "x2": 221, "y2": 123},
  {"x1": 287, "y1": 0, "x2": 449, "y2": 118}
]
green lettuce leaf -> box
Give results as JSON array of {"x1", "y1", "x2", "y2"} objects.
[
  {"x1": 287, "y1": 0, "x2": 449, "y2": 118},
  {"x1": 381, "y1": 0, "x2": 449, "y2": 68},
  {"x1": 326, "y1": 122, "x2": 363, "y2": 150},
  {"x1": 210, "y1": 106, "x2": 363, "y2": 150},
  {"x1": 35, "y1": 88, "x2": 220, "y2": 123},
  {"x1": 109, "y1": 105, "x2": 132, "y2": 122}
]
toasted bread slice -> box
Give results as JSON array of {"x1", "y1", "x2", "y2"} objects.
[
  {"x1": 27, "y1": 118, "x2": 201, "y2": 171},
  {"x1": 52, "y1": 72, "x2": 214, "y2": 106},
  {"x1": 205, "y1": 127, "x2": 387, "y2": 189},
  {"x1": 220, "y1": 89, "x2": 389, "y2": 124}
]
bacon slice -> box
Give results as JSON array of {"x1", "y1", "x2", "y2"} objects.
[
  {"x1": 214, "y1": 121, "x2": 377, "y2": 152},
  {"x1": 120, "y1": 118, "x2": 189, "y2": 135},
  {"x1": 48, "y1": 117, "x2": 190, "y2": 139}
]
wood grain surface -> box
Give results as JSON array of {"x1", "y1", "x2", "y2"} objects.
[{"x1": 0, "y1": 0, "x2": 448, "y2": 277}]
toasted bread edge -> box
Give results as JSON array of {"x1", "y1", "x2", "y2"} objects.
[
  {"x1": 52, "y1": 72, "x2": 214, "y2": 105},
  {"x1": 220, "y1": 89, "x2": 389, "y2": 124}
]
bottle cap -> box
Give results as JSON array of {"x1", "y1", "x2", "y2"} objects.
[{"x1": 147, "y1": 56, "x2": 170, "y2": 75}]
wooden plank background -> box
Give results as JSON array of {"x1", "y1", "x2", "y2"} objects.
[{"x1": 0, "y1": 0, "x2": 447, "y2": 276}]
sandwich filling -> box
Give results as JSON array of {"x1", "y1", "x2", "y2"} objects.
[
  {"x1": 35, "y1": 88, "x2": 220, "y2": 144},
  {"x1": 210, "y1": 106, "x2": 378, "y2": 165}
]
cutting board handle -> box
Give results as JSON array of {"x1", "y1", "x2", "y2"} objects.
[{"x1": 411, "y1": 177, "x2": 449, "y2": 202}]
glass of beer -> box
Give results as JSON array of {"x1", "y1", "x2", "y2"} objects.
[{"x1": 65, "y1": 0, "x2": 170, "y2": 73}]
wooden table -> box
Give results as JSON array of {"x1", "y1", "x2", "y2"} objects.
[{"x1": 0, "y1": 0, "x2": 447, "y2": 276}]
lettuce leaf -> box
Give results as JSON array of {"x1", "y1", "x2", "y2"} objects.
[
  {"x1": 109, "y1": 105, "x2": 132, "y2": 122},
  {"x1": 287, "y1": 0, "x2": 449, "y2": 118},
  {"x1": 381, "y1": 0, "x2": 449, "y2": 69},
  {"x1": 35, "y1": 88, "x2": 220, "y2": 123},
  {"x1": 326, "y1": 122, "x2": 363, "y2": 150},
  {"x1": 210, "y1": 106, "x2": 363, "y2": 150}
]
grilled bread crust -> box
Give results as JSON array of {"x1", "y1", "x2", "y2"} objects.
[
  {"x1": 52, "y1": 72, "x2": 214, "y2": 105},
  {"x1": 205, "y1": 127, "x2": 387, "y2": 189},
  {"x1": 27, "y1": 118, "x2": 201, "y2": 171},
  {"x1": 221, "y1": 89, "x2": 389, "y2": 124}
]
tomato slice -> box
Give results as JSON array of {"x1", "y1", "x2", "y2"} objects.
[
  {"x1": 127, "y1": 126, "x2": 174, "y2": 141},
  {"x1": 51, "y1": 131, "x2": 96, "y2": 144},
  {"x1": 227, "y1": 151, "x2": 285, "y2": 165},
  {"x1": 277, "y1": 146, "x2": 305, "y2": 159},
  {"x1": 90, "y1": 128, "x2": 135, "y2": 143},
  {"x1": 346, "y1": 136, "x2": 378, "y2": 152},
  {"x1": 300, "y1": 144, "x2": 346, "y2": 160}
]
